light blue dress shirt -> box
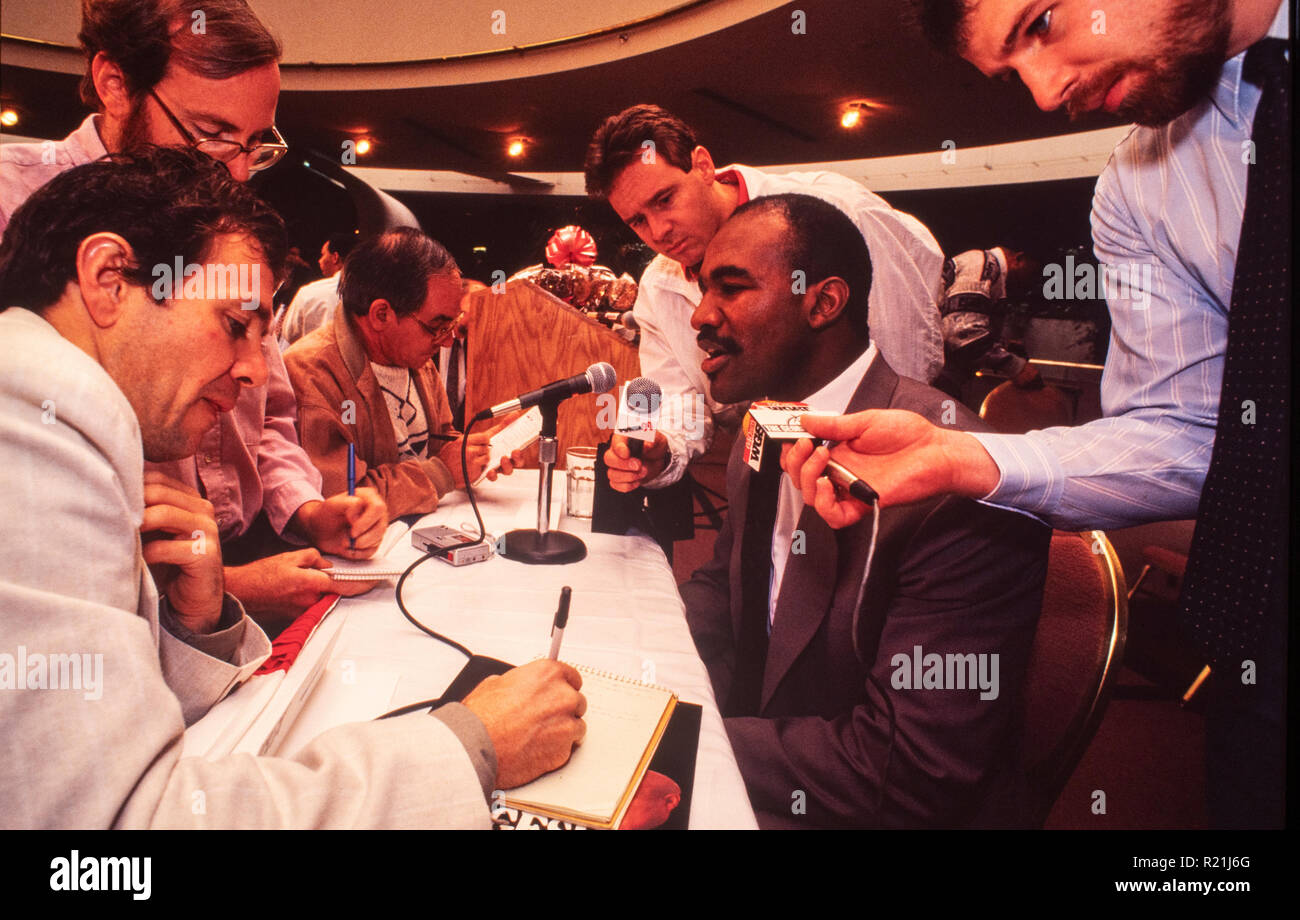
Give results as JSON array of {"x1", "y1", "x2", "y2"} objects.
[{"x1": 974, "y1": 6, "x2": 1290, "y2": 531}]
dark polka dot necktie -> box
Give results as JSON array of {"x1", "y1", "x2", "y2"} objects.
[{"x1": 1178, "y1": 38, "x2": 1291, "y2": 675}]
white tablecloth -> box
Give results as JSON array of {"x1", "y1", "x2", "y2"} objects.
[{"x1": 273, "y1": 470, "x2": 758, "y2": 829}]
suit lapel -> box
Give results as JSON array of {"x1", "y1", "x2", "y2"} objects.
[
  {"x1": 761, "y1": 507, "x2": 838, "y2": 708},
  {"x1": 839, "y1": 356, "x2": 901, "y2": 662},
  {"x1": 757, "y1": 355, "x2": 903, "y2": 711}
]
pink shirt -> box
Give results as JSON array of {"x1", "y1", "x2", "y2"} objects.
[
  {"x1": 2, "y1": 114, "x2": 324, "y2": 539},
  {"x1": 1, "y1": 115, "x2": 108, "y2": 233}
]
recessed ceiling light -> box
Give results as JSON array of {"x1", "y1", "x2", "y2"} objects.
[
  {"x1": 0, "y1": 109, "x2": 19, "y2": 128},
  {"x1": 840, "y1": 102, "x2": 873, "y2": 129},
  {"x1": 507, "y1": 138, "x2": 526, "y2": 158},
  {"x1": 355, "y1": 137, "x2": 373, "y2": 155}
]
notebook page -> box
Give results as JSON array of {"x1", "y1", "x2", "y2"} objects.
[{"x1": 507, "y1": 668, "x2": 674, "y2": 823}]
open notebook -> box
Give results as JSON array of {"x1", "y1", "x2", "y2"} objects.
[
  {"x1": 504, "y1": 664, "x2": 677, "y2": 830},
  {"x1": 324, "y1": 518, "x2": 413, "y2": 581}
]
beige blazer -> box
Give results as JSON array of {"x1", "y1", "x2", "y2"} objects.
[{"x1": 0, "y1": 308, "x2": 489, "y2": 828}]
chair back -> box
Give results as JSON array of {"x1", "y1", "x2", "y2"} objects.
[
  {"x1": 1023, "y1": 529, "x2": 1128, "y2": 824},
  {"x1": 979, "y1": 379, "x2": 1073, "y2": 433}
]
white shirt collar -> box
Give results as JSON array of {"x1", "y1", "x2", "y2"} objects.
[{"x1": 799, "y1": 342, "x2": 878, "y2": 416}]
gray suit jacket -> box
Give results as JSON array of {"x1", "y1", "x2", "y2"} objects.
[
  {"x1": 681, "y1": 355, "x2": 1050, "y2": 828},
  {"x1": 0, "y1": 308, "x2": 490, "y2": 828}
]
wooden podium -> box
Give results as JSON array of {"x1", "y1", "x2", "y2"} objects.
[{"x1": 463, "y1": 279, "x2": 639, "y2": 466}]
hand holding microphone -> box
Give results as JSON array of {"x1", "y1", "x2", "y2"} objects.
[
  {"x1": 604, "y1": 377, "x2": 668, "y2": 492},
  {"x1": 742, "y1": 401, "x2": 880, "y2": 528}
]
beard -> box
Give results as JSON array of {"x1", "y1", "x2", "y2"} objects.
[
  {"x1": 118, "y1": 94, "x2": 158, "y2": 154},
  {"x1": 1067, "y1": 0, "x2": 1232, "y2": 126}
]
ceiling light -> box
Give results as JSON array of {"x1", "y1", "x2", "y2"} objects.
[
  {"x1": 840, "y1": 102, "x2": 873, "y2": 129},
  {"x1": 507, "y1": 138, "x2": 526, "y2": 158},
  {"x1": 0, "y1": 109, "x2": 19, "y2": 128},
  {"x1": 355, "y1": 138, "x2": 372, "y2": 156}
]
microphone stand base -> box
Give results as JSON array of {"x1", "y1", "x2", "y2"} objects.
[{"x1": 498, "y1": 528, "x2": 587, "y2": 565}]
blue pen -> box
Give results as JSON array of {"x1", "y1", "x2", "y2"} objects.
[{"x1": 347, "y1": 443, "x2": 356, "y2": 549}]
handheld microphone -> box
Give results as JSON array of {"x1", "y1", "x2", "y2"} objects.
[
  {"x1": 596, "y1": 310, "x2": 638, "y2": 330},
  {"x1": 475, "y1": 362, "x2": 617, "y2": 422},
  {"x1": 744, "y1": 401, "x2": 880, "y2": 505},
  {"x1": 617, "y1": 377, "x2": 661, "y2": 459},
  {"x1": 823, "y1": 457, "x2": 880, "y2": 505}
]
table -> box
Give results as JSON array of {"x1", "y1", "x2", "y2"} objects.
[{"x1": 271, "y1": 470, "x2": 758, "y2": 829}]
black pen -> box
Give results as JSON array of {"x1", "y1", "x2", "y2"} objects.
[{"x1": 547, "y1": 586, "x2": 571, "y2": 660}]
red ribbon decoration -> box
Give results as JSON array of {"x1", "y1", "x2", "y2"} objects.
[{"x1": 545, "y1": 225, "x2": 598, "y2": 268}]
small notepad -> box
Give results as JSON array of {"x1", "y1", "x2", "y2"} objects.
[
  {"x1": 505, "y1": 664, "x2": 677, "y2": 829},
  {"x1": 473, "y1": 406, "x2": 543, "y2": 486},
  {"x1": 324, "y1": 519, "x2": 412, "y2": 581}
]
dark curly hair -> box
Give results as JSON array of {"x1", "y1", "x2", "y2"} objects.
[
  {"x1": 583, "y1": 104, "x2": 700, "y2": 199},
  {"x1": 78, "y1": 0, "x2": 281, "y2": 109},
  {"x1": 340, "y1": 228, "x2": 458, "y2": 319},
  {"x1": 0, "y1": 146, "x2": 287, "y2": 312}
]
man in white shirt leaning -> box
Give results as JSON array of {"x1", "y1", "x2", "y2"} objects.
[{"x1": 584, "y1": 105, "x2": 946, "y2": 494}]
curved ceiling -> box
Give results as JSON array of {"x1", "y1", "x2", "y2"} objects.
[
  {"x1": 1, "y1": 0, "x2": 1124, "y2": 175},
  {"x1": 2, "y1": 0, "x2": 791, "y2": 84}
]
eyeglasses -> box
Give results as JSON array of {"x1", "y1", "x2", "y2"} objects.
[
  {"x1": 410, "y1": 312, "x2": 460, "y2": 343},
  {"x1": 149, "y1": 89, "x2": 288, "y2": 172}
]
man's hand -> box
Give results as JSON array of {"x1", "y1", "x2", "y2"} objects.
[
  {"x1": 603, "y1": 431, "x2": 669, "y2": 492},
  {"x1": 292, "y1": 488, "x2": 387, "y2": 558},
  {"x1": 141, "y1": 471, "x2": 225, "y2": 635},
  {"x1": 453, "y1": 413, "x2": 525, "y2": 488},
  {"x1": 224, "y1": 549, "x2": 378, "y2": 629},
  {"x1": 780, "y1": 410, "x2": 1001, "y2": 528},
  {"x1": 461, "y1": 660, "x2": 587, "y2": 789}
]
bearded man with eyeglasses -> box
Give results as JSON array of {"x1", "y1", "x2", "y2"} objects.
[
  {"x1": 0, "y1": 1, "x2": 388, "y2": 633},
  {"x1": 1, "y1": 0, "x2": 288, "y2": 226}
]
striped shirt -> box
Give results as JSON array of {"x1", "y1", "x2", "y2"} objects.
[{"x1": 974, "y1": 8, "x2": 1290, "y2": 531}]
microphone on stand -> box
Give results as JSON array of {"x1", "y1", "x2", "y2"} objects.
[
  {"x1": 494, "y1": 362, "x2": 618, "y2": 566},
  {"x1": 475, "y1": 362, "x2": 617, "y2": 421}
]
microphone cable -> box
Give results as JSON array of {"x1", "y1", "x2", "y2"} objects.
[
  {"x1": 847, "y1": 500, "x2": 894, "y2": 819},
  {"x1": 388, "y1": 419, "x2": 491, "y2": 665},
  {"x1": 460, "y1": 414, "x2": 489, "y2": 546},
  {"x1": 394, "y1": 551, "x2": 472, "y2": 659}
]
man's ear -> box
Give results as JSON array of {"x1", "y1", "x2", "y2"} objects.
[
  {"x1": 691, "y1": 145, "x2": 717, "y2": 182},
  {"x1": 76, "y1": 232, "x2": 137, "y2": 329},
  {"x1": 367, "y1": 298, "x2": 394, "y2": 327},
  {"x1": 806, "y1": 276, "x2": 852, "y2": 330},
  {"x1": 90, "y1": 52, "x2": 134, "y2": 120}
]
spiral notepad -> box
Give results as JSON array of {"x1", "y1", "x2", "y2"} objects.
[
  {"x1": 504, "y1": 664, "x2": 677, "y2": 829},
  {"x1": 323, "y1": 519, "x2": 412, "y2": 581}
]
